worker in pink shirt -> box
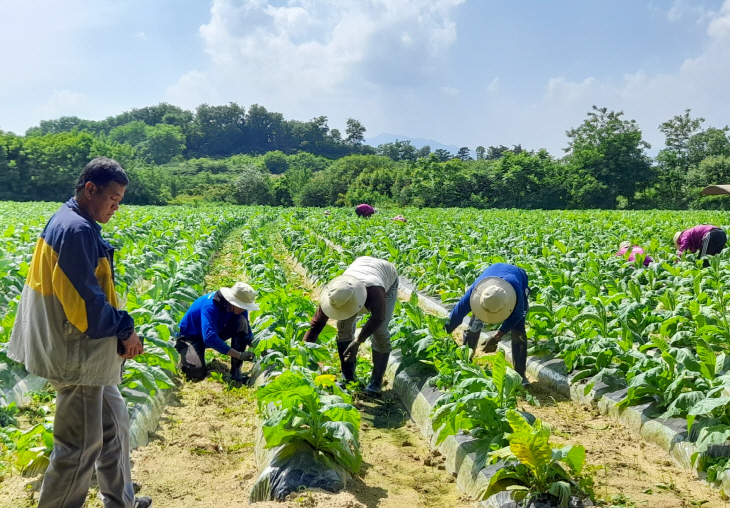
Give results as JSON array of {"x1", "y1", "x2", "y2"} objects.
[
  {"x1": 674, "y1": 224, "x2": 727, "y2": 267},
  {"x1": 355, "y1": 203, "x2": 376, "y2": 218},
  {"x1": 616, "y1": 241, "x2": 652, "y2": 266}
]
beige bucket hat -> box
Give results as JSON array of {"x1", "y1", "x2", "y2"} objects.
[
  {"x1": 320, "y1": 275, "x2": 367, "y2": 320},
  {"x1": 673, "y1": 231, "x2": 682, "y2": 249},
  {"x1": 469, "y1": 277, "x2": 517, "y2": 324},
  {"x1": 220, "y1": 282, "x2": 259, "y2": 311}
]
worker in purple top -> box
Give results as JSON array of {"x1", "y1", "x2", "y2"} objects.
[
  {"x1": 616, "y1": 241, "x2": 653, "y2": 266},
  {"x1": 355, "y1": 203, "x2": 376, "y2": 218},
  {"x1": 445, "y1": 263, "x2": 530, "y2": 386},
  {"x1": 674, "y1": 225, "x2": 727, "y2": 267}
]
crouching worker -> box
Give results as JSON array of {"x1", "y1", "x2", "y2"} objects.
[
  {"x1": 445, "y1": 263, "x2": 530, "y2": 386},
  {"x1": 674, "y1": 225, "x2": 727, "y2": 267},
  {"x1": 616, "y1": 241, "x2": 653, "y2": 266},
  {"x1": 176, "y1": 282, "x2": 258, "y2": 381},
  {"x1": 303, "y1": 256, "x2": 398, "y2": 395}
]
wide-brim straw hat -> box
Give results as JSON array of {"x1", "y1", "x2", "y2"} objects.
[
  {"x1": 673, "y1": 231, "x2": 682, "y2": 249},
  {"x1": 469, "y1": 277, "x2": 517, "y2": 324},
  {"x1": 220, "y1": 282, "x2": 260, "y2": 311},
  {"x1": 320, "y1": 275, "x2": 367, "y2": 320}
]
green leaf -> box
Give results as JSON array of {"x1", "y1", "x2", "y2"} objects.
[
  {"x1": 506, "y1": 409, "x2": 532, "y2": 434},
  {"x1": 509, "y1": 427, "x2": 552, "y2": 473},
  {"x1": 687, "y1": 396, "x2": 730, "y2": 417}
]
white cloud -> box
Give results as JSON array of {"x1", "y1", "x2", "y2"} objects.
[
  {"x1": 36, "y1": 90, "x2": 88, "y2": 118},
  {"x1": 440, "y1": 86, "x2": 459, "y2": 96},
  {"x1": 166, "y1": 0, "x2": 464, "y2": 119},
  {"x1": 133, "y1": 31, "x2": 147, "y2": 40},
  {"x1": 475, "y1": 0, "x2": 730, "y2": 154}
]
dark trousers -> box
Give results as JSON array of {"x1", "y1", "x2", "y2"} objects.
[
  {"x1": 701, "y1": 228, "x2": 727, "y2": 258},
  {"x1": 175, "y1": 334, "x2": 249, "y2": 380}
]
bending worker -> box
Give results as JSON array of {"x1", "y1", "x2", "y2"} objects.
[
  {"x1": 674, "y1": 224, "x2": 727, "y2": 266},
  {"x1": 176, "y1": 282, "x2": 258, "y2": 381},
  {"x1": 445, "y1": 262, "x2": 530, "y2": 386},
  {"x1": 355, "y1": 203, "x2": 376, "y2": 218},
  {"x1": 303, "y1": 256, "x2": 398, "y2": 395}
]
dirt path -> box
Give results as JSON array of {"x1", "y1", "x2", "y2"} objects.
[
  {"x1": 127, "y1": 224, "x2": 474, "y2": 507},
  {"x1": 472, "y1": 352, "x2": 728, "y2": 508}
]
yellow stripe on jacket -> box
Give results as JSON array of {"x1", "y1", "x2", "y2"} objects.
[{"x1": 26, "y1": 237, "x2": 120, "y2": 334}]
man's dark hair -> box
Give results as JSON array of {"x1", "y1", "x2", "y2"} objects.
[{"x1": 75, "y1": 157, "x2": 129, "y2": 192}]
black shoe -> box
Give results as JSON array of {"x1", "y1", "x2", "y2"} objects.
[
  {"x1": 133, "y1": 497, "x2": 153, "y2": 508},
  {"x1": 364, "y1": 351, "x2": 389, "y2": 396}
]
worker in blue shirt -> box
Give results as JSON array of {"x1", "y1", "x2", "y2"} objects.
[
  {"x1": 176, "y1": 282, "x2": 258, "y2": 381},
  {"x1": 445, "y1": 263, "x2": 530, "y2": 385}
]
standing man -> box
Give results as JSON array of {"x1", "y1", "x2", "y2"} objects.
[
  {"x1": 674, "y1": 224, "x2": 727, "y2": 266},
  {"x1": 303, "y1": 256, "x2": 398, "y2": 395},
  {"x1": 445, "y1": 263, "x2": 531, "y2": 386},
  {"x1": 354, "y1": 203, "x2": 376, "y2": 218},
  {"x1": 8, "y1": 158, "x2": 152, "y2": 508},
  {"x1": 175, "y1": 282, "x2": 258, "y2": 382}
]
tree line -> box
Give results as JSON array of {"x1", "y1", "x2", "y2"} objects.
[{"x1": 1, "y1": 103, "x2": 729, "y2": 209}]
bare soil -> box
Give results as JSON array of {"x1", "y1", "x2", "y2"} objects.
[{"x1": 477, "y1": 349, "x2": 729, "y2": 508}]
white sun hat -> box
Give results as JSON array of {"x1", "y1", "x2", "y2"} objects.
[
  {"x1": 220, "y1": 282, "x2": 260, "y2": 311},
  {"x1": 469, "y1": 277, "x2": 517, "y2": 324},
  {"x1": 320, "y1": 275, "x2": 367, "y2": 320}
]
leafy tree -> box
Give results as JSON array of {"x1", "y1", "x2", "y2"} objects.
[
  {"x1": 455, "y1": 147, "x2": 472, "y2": 161},
  {"x1": 377, "y1": 140, "x2": 417, "y2": 162},
  {"x1": 564, "y1": 106, "x2": 652, "y2": 208},
  {"x1": 109, "y1": 121, "x2": 148, "y2": 148},
  {"x1": 140, "y1": 124, "x2": 185, "y2": 164},
  {"x1": 655, "y1": 110, "x2": 705, "y2": 208},
  {"x1": 490, "y1": 150, "x2": 568, "y2": 209},
  {"x1": 246, "y1": 104, "x2": 285, "y2": 152},
  {"x1": 345, "y1": 118, "x2": 366, "y2": 146},
  {"x1": 263, "y1": 150, "x2": 289, "y2": 174},
  {"x1": 190, "y1": 103, "x2": 246, "y2": 157},
  {"x1": 299, "y1": 171, "x2": 339, "y2": 207},
  {"x1": 475, "y1": 146, "x2": 486, "y2": 160},
  {"x1": 432, "y1": 148, "x2": 451, "y2": 162},
  {"x1": 415, "y1": 145, "x2": 431, "y2": 159},
  {"x1": 21, "y1": 131, "x2": 96, "y2": 201},
  {"x1": 233, "y1": 164, "x2": 272, "y2": 205},
  {"x1": 485, "y1": 145, "x2": 509, "y2": 160}
]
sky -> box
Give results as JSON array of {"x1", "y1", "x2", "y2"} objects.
[{"x1": 1, "y1": 0, "x2": 730, "y2": 156}]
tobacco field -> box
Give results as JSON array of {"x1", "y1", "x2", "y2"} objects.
[{"x1": 1, "y1": 203, "x2": 730, "y2": 507}]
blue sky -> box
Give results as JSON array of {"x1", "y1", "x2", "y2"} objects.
[{"x1": 1, "y1": 0, "x2": 729, "y2": 155}]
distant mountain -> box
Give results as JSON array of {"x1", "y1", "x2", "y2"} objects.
[{"x1": 365, "y1": 133, "x2": 466, "y2": 157}]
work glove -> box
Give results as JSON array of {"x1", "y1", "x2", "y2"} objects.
[
  {"x1": 342, "y1": 341, "x2": 361, "y2": 363},
  {"x1": 240, "y1": 350, "x2": 255, "y2": 362}
]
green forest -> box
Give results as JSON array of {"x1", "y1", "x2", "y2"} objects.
[{"x1": 1, "y1": 102, "x2": 729, "y2": 209}]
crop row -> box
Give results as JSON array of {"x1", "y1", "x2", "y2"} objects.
[
  {"x1": 0, "y1": 204, "x2": 251, "y2": 477},
  {"x1": 282, "y1": 207, "x2": 730, "y2": 481}
]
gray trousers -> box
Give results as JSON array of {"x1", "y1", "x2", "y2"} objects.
[
  {"x1": 39, "y1": 383, "x2": 134, "y2": 508},
  {"x1": 336, "y1": 281, "x2": 398, "y2": 354}
]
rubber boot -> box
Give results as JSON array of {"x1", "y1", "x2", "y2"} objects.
[
  {"x1": 337, "y1": 341, "x2": 356, "y2": 384},
  {"x1": 364, "y1": 351, "x2": 390, "y2": 396},
  {"x1": 230, "y1": 357, "x2": 246, "y2": 383},
  {"x1": 462, "y1": 315, "x2": 482, "y2": 359},
  {"x1": 511, "y1": 336, "x2": 530, "y2": 386}
]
